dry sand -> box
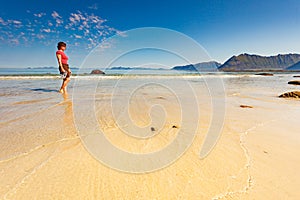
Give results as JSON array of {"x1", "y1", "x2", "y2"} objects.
[{"x1": 0, "y1": 76, "x2": 300, "y2": 199}]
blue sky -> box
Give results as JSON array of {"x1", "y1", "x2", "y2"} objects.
[{"x1": 1, "y1": 0, "x2": 300, "y2": 68}]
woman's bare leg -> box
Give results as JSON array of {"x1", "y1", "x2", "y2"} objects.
[
  {"x1": 59, "y1": 81, "x2": 64, "y2": 93},
  {"x1": 62, "y1": 78, "x2": 70, "y2": 93},
  {"x1": 59, "y1": 78, "x2": 70, "y2": 93}
]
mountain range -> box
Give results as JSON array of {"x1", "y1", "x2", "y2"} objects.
[
  {"x1": 172, "y1": 61, "x2": 221, "y2": 72},
  {"x1": 219, "y1": 53, "x2": 300, "y2": 71},
  {"x1": 172, "y1": 53, "x2": 300, "y2": 72}
]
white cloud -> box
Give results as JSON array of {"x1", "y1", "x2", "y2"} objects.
[
  {"x1": 34, "y1": 13, "x2": 46, "y2": 18},
  {"x1": 116, "y1": 30, "x2": 127, "y2": 37},
  {"x1": 51, "y1": 11, "x2": 60, "y2": 18},
  {"x1": 36, "y1": 34, "x2": 45, "y2": 39},
  {"x1": 42, "y1": 29, "x2": 51, "y2": 33},
  {"x1": 51, "y1": 11, "x2": 63, "y2": 26},
  {"x1": 82, "y1": 21, "x2": 88, "y2": 27},
  {"x1": 5, "y1": 20, "x2": 22, "y2": 25},
  {"x1": 10, "y1": 39, "x2": 19, "y2": 45},
  {"x1": 74, "y1": 42, "x2": 80, "y2": 46},
  {"x1": 70, "y1": 13, "x2": 81, "y2": 22},
  {"x1": 0, "y1": 17, "x2": 5, "y2": 25},
  {"x1": 12, "y1": 20, "x2": 22, "y2": 25},
  {"x1": 87, "y1": 38, "x2": 97, "y2": 49},
  {"x1": 74, "y1": 34, "x2": 82, "y2": 39},
  {"x1": 0, "y1": 10, "x2": 119, "y2": 49},
  {"x1": 26, "y1": 28, "x2": 34, "y2": 32}
]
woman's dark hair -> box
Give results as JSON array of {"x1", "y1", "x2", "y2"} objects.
[{"x1": 57, "y1": 41, "x2": 66, "y2": 50}]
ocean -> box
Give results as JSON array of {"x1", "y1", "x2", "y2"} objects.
[{"x1": 0, "y1": 67, "x2": 197, "y2": 76}]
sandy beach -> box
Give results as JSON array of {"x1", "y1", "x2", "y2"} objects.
[{"x1": 0, "y1": 74, "x2": 300, "y2": 199}]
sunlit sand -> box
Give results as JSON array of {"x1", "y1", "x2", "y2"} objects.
[{"x1": 0, "y1": 74, "x2": 299, "y2": 199}]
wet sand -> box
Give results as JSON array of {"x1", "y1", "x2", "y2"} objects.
[{"x1": 0, "y1": 75, "x2": 299, "y2": 199}]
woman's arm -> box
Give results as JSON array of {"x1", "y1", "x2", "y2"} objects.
[{"x1": 56, "y1": 54, "x2": 65, "y2": 73}]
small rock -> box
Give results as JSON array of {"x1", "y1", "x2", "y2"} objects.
[
  {"x1": 172, "y1": 125, "x2": 178, "y2": 129},
  {"x1": 150, "y1": 127, "x2": 155, "y2": 131},
  {"x1": 279, "y1": 91, "x2": 300, "y2": 99},
  {"x1": 288, "y1": 80, "x2": 300, "y2": 85},
  {"x1": 91, "y1": 69, "x2": 105, "y2": 74},
  {"x1": 255, "y1": 73, "x2": 273, "y2": 76},
  {"x1": 240, "y1": 105, "x2": 253, "y2": 108}
]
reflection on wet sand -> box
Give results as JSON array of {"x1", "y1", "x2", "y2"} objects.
[{"x1": 61, "y1": 93, "x2": 76, "y2": 135}]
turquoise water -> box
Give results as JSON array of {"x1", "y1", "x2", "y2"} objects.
[
  {"x1": 0, "y1": 67, "x2": 199, "y2": 76},
  {"x1": 1, "y1": 73, "x2": 299, "y2": 143},
  {"x1": 1, "y1": 67, "x2": 298, "y2": 77}
]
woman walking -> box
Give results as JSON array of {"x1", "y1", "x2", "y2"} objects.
[{"x1": 56, "y1": 41, "x2": 71, "y2": 93}]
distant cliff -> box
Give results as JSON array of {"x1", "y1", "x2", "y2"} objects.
[
  {"x1": 172, "y1": 61, "x2": 221, "y2": 72},
  {"x1": 219, "y1": 53, "x2": 300, "y2": 71}
]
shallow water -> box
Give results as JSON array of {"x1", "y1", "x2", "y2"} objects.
[{"x1": 0, "y1": 73, "x2": 298, "y2": 123}]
